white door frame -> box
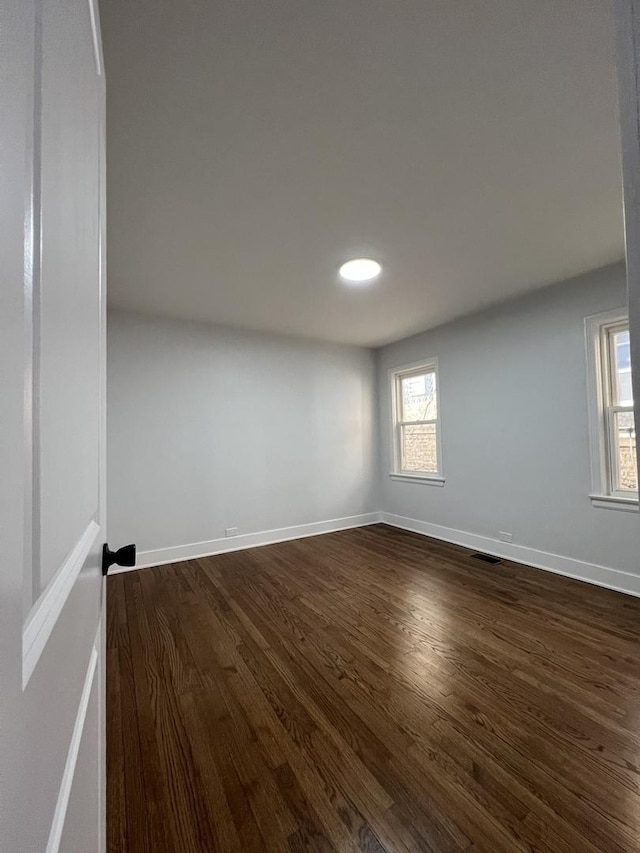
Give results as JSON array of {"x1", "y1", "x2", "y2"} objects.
[{"x1": 614, "y1": 0, "x2": 640, "y2": 493}]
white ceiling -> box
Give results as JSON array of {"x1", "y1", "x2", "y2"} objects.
[{"x1": 101, "y1": 0, "x2": 624, "y2": 347}]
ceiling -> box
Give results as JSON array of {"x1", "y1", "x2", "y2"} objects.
[{"x1": 101, "y1": 0, "x2": 624, "y2": 347}]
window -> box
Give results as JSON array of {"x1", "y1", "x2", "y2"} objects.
[
  {"x1": 390, "y1": 360, "x2": 443, "y2": 483},
  {"x1": 585, "y1": 310, "x2": 638, "y2": 509}
]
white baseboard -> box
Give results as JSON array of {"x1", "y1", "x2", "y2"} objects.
[
  {"x1": 115, "y1": 512, "x2": 381, "y2": 572},
  {"x1": 110, "y1": 508, "x2": 640, "y2": 600},
  {"x1": 380, "y1": 512, "x2": 640, "y2": 598},
  {"x1": 46, "y1": 622, "x2": 100, "y2": 853}
]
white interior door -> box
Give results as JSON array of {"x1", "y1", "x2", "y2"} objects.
[
  {"x1": 1, "y1": 0, "x2": 107, "y2": 850},
  {"x1": 614, "y1": 0, "x2": 640, "y2": 491}
]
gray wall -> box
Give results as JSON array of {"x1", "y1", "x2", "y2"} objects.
[
  {"x1": 377, "y1": 263, "x2": 640, "y2": 574},
  {"x1": 108, "y1": 312, "x2": 377, "y2": 554},
  {"x1": 108, "y1": 263, "x2": 639, "y2": 576}
]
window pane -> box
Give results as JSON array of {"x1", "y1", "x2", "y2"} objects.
[
  {"x1": 400, "y1": 371, "x2": 437, "y2": 421},
  {"x1": 612, "y1": 329, "x2": 633, "y2": 406},
  {"x1": 401, "y1": 423, "x2": 438, "y2": 473},
  {"x1": 614, "y1": 410, "x2": 637, "y2": 492}
]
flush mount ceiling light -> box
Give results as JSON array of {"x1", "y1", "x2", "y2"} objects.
[{"x1": 338, "y1": 257, "x2": 382, "y2": 283}]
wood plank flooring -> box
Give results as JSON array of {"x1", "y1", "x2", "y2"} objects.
[{"x1": 107, "y1": 524, "x2": 640, "y2": 852}]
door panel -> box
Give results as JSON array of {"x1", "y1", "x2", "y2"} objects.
[
  {"x1": 56, "y1": 639, "x2": 102, "y2": 853},
  {"x1": 1, "y1": 0, "x2": 107, "y2": 850},
  {"x1": 39, "y1": 0, "x2": 102, "y2": 592}
]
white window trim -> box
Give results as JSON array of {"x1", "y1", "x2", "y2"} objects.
[
  {"x1": 585, "y1": 308, "x2": 638, "y2": 511},
  {"x1": 388, "y1": 358, "x2": 444, "y2": 484}
]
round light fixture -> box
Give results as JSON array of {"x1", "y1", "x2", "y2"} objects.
[{"x1": 338, "y1": 257, "x2": 382, "y2": 283}]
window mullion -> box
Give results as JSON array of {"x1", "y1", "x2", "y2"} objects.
[
  {"x1": 610, "y1": 405, "x2": 634, "y2": 415},
  {"x1": 605, "y1": 405, "x2": 617, "y2": 495}
]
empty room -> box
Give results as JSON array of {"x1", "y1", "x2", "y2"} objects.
[{"x1": 3, "y1": 1, "x2": 640, "y2": 851}]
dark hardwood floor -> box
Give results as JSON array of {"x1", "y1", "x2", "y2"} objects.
[{"x1": 107, "y1": 524, "x2": 640, "y2": 852}]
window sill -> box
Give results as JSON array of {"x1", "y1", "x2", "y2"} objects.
[
  {"x1": 389, "y1": 473, "x2": 445, "y2": 486},
  {"x1": 589, "y1": 494, "x2": 639, "y2": 512}
]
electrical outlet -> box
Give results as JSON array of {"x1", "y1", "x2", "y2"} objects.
[
  {"x1": 225, "y1": 527, "x2": 238, "y2": 537},
  {"x1": 498, "y1": 531, "x2": 513, "y2": 543}
]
